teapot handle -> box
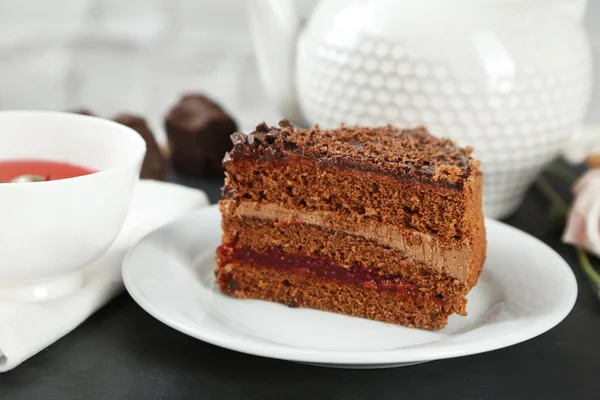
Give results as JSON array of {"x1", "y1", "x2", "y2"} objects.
[{"x1": 247, "y1": 0, "x2": 308, "y2": 126}]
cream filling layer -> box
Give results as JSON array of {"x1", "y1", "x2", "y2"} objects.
[{"x1": 225, "y1": 200, "x2": 471, "y2": 281}]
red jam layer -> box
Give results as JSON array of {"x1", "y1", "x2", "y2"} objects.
[{"x1": 217, "y1": 245, "x2": 444, "y2": 303}]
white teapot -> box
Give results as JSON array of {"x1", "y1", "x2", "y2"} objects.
[{"x1": 248, "y1": 0, "x2": 592, "y2": 219}]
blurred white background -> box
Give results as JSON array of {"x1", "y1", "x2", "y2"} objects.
[{"x1": 0, "y1": 0, "x2": 598, "y2": 144}]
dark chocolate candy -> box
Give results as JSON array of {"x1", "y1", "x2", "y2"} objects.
[
  {"x1": 69, "y1": 108, "x2": 96, "y2": 116},
  {"x1": 114, "y1": 114, "x2": 168, "y2": 181},
  {"x1": 165, "y1": 94, "x2": 238, "y2": 177}
]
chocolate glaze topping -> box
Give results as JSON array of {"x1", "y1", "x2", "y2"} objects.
[{"x1": 223, "y1": 121, "x2": 476, "y2": 187}]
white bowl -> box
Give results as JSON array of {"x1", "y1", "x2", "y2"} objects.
[{"x1": 0, "y1": 111, "x2": 146, "y2": 301}]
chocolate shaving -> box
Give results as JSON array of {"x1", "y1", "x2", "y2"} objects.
[
  {"x1": 266, "y1": 129, "x2": 280, "y2": 144},
  {"x1": 351, "y1": 142, "x2": 365, "y2": 151},
  {"x1": 254, "y1": 132, "x2": 266, "y2": 144},
  {"x1": 230, "y1": 132, "x2": 246, "y2": 145},
  {"x1": 283, "y1": 141, "x2": 298, "y2": 151},
  {"x1": 263, "y1": 147, "x2": 276, "y2": 160},
  {"x1": 255, "y1": 122, "x2": 269, "y2": 132}
]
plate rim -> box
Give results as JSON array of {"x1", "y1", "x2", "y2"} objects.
[{"x1": 122, "y1": 205, "x2": 578, "y2": 365}]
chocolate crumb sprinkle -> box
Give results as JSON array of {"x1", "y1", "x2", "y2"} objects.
[
  {"x1": 255, "y1": 122, "x2": 269, "y2": 132},
  {"x1": 279, "y1": 119, "x2": 292, "y2": 128},
  {"x1": 263, "y1": 146, "x2": 276, "y2": 160},
  {"x1": 225, "y1": 121, "x2": 475, "y2": 187},
  {"x1": 254, "y1": 132, "x2": 266, "y2": 144},
  {"x1": 230, "y1": 132, "x2": 246, "y2": 146}
]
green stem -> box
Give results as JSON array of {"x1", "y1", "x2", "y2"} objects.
[
  {"x1": 576, "y1": 247, "x2": 600, "y2": 300},
  {"x1": 545, "y1": 164, "x2": 579, "y2": 185},
  {"x1": 535, "y1": 176, "x2": 569, "y2": 217},
  {"x1": 537, "y1": 167, "x2": 600, "y2": 301}
]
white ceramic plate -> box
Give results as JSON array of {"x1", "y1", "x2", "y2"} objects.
[{"x1": 122, "y1": 205, "x2": 577, "y2": 368}]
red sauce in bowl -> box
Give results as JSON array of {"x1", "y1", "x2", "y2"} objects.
[{"x1": 0, "y1": 160, "x2": 96, "y2": 182}]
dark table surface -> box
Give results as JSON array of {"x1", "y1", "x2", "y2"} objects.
[{"x1": 2, "y1": 165, "x2": 599, "y2": 400}]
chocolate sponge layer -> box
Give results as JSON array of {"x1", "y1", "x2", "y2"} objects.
[
  {"x1": 215, "y1": 260, "x2": 457, "y2": 330},
  {"x1": 224, "y1": 157, "x2": 484, "y2": 242}
]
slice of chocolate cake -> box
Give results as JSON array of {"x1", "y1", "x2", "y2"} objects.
[{"x1": 216, "y1": 121, "x2": 486, "y2": 330}]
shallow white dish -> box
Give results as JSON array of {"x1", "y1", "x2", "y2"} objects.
[{"x1": 123, "y1": 205, "x2": 577, "y2": 368}]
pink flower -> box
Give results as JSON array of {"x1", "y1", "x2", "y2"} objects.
[{"x1": 562, "y1": 169, "x2": 600, "y2": 257}]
